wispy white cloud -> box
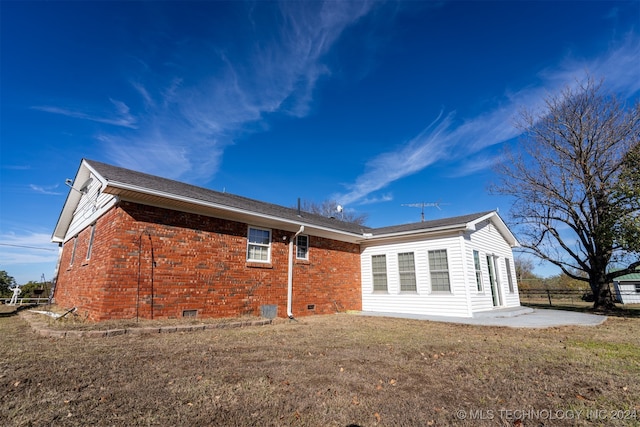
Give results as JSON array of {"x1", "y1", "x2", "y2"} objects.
[
  {"x1": 333, "y1": 112, "x2": 455, "y2": 205},
  {"x1": 29, "y1": 184, "x2": 63, "y2": 196},
  {"x1": 32, "y1": 99, "x2": 137, "y2": 129},
  {"x1": 97, "y1": 1, "x2": 377, "y2": 182},
  {"x1": 1, "y1": 165, "x2": 31, "y2": 170},
  {"x1": 358, "y1": 193, "x2": 394, "y2": 205},
  {"x1": 334, "y1": 35, "x2": 640, "y2": 206}
]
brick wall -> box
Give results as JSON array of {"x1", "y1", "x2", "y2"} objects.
[{"x1": 54, "y1": 201, "x2": 362, "y2": 321}]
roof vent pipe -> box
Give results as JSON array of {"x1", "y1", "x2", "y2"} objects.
[
  {"x1": 297, "y1": 198, "x2": 302, "y2": 217},
  {"x1": 287, "y1": 225, "x2": 305, "y2": 319}
]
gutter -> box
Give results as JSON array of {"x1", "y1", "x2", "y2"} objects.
[{"x1": 287, "y1": 226, "x2": 305, "y2": 319}]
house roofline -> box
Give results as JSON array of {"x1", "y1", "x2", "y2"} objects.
[
  {"x1": 362, "y1": 211, "x2": 519, "y2": 247},
  {"x1": 52, "y1": 159, "x2": 520, "y2": 248},
  {"x1": 104, "y1": 180, "x2": 367, "y2": 243}
]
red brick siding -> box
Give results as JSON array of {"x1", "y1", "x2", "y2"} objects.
[{"x1": 54, "y1": 201, "x2": 361, "y2": 321}]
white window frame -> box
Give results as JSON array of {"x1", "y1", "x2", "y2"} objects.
[
  {"x1": 246, "y1": 226, "x2": 271, "y2": 262},
  {"x1": 296, "y1": 234, "x2": 309, "y2": 260},
  {"x1": 505, "y1": 258, "x2": 515, "y2": 293},
  {"x1": 473, "y1": 250, "x2": 483, "y2": 292},
  {"x1": 398, "y1": 252, "x2": 417, "y2": 293},
  {"x1": 371, "y1": 254, "x2": 388, "y2": 292},
  {"x1": 428, "y1": 249, "x2": 451, "y2": 293}
]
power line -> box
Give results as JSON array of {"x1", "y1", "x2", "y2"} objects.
[{"x1": 0, "y1": 243, "x2": 57, "y2": 252}]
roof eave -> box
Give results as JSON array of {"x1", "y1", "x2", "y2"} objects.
[
  {"x1": 360, "y1": 224, "x2": 469, "y2": 242},
  {"x1": 104, "y1": 181, "x2": 366, "y2": 243},
  {"x1": 51, "y1": 160, "x2": 92, "y2": 243}
]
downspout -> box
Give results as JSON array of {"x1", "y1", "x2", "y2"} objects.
[{"x1": 287, "y1": 225, "x2": 305, "y2": 319}]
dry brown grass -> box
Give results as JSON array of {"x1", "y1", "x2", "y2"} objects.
[{"x1": 1, "y1": 312, "x2": 639, "y2": 426}]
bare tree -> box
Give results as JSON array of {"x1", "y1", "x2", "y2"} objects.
[
  {"x1": 492, "y1": 77, "x2": 640, "y2": 309},
  {"x1": 296, "y1": 199, "x2": 368, "y2": 226}
]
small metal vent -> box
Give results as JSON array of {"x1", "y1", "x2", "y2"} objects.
[
  {"x1": 307, "y1": 304, "x2": 315, "y2": 310},
  {"x1": 182, "y1": 309, "x2": 198, "y2": 318}
]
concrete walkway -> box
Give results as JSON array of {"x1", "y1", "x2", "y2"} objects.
[{"x1": 359, "y1": 306, "x2": 607, "y2": 328}]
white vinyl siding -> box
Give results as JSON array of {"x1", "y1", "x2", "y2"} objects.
[
  {"x1": 65, "y1": 172, "x2": 117, "y2": 243},
  {"x1": 398, "y1": 252, "x2": 417, "y2": 292},
  {"x1": 247, "y1": 227, "x2": 271, "y2": 262},
  {"x1": 360, "y1": 234, "x2": 469, "y2": 317},
  {"x1": 613, "y1": 281, "x2": 640, "y2": 304},
  {"x1": 361, "y1": 216, "x2": 520, "y2": 318},
  {"x1": 428, "y1": 249, "x2": 450, "y2": 292},
  {"x1": 467, "y1": 219, "x2": 521, "y2": 313}
]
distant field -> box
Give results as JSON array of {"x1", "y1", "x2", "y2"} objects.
[{"x1": 1, "y1": 311, "x2": 639, "y2": 426}]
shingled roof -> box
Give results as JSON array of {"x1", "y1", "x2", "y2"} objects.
[
  {"x1": 370, "y1": 211, "x2": 495, "y2": 235},
  {"x1": 85, "y1": 159, "x2": 371, "y2": 235},
  {"x1": 54, "y1": 158, "x2": 516, "y2": 245}
]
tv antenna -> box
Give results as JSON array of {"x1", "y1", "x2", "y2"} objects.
[{"x1": 401, "y1": 201, "x2": 449, "y2": 222}]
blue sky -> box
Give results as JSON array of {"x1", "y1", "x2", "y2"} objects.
[{"x1": 1, "y1": 1, "x2": 639, "y2": 285}]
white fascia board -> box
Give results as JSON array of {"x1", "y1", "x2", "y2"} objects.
[
  {"x1": 51, "y1": 161, "x2": 93, "y2": 243},
  {"x1": 359, "y1": 224, "x2": 468, "y2": 243},
  {"x1": 467, "y1": 211, "x2": 519, "y2": 247},
  {"x1": 104, "y1": 181, "x2": 365, "y2": 242}
]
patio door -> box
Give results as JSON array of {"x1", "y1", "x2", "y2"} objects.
[{"x1": 486, "y1": 255, "x2": 502, "y2": 307}]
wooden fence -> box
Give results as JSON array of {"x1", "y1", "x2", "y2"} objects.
[
  {"x1": 519, "y1": 288, "x2": 639, "y2": 307},
  {"x1": 0, "y1": 297, "x2": 51, "y2": 306}
]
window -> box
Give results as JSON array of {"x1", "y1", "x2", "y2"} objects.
[
  {"x1": 296, "y1": 235, "x2": 309, "y2": 260},
  {"x1": 429, "y1": 249, "x2": 451, "y2": 292},
  {"x1": 473, "y1": 250, "x2": 483, "y2": 291},
  {"x1": 371, "y1": 255, "x2": 388, "y2": 292},
  {"x1": 247, "y1": 227, "x2": 271, "y2": 262},
  {"x1": 70, "y1": 236, "x2": 78, "y2": 266},
  {"x1": 505, "y1": 258, "x2": 514, "y2": 293},
  {"x1": 635, "y1": 284, "x2": 640, "y2": 294},
  {"x1": 398, "y1": 252, "x2": 417, "y2": 292},
  {"x1": 86, "y1": 224, "x2": 96, "y2": 260}
]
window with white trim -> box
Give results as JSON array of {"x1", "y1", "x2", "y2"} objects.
[
  {"x1": 635, "y1": 284, "x2": 640, "y2": 294},
  {"x1": 371, "y1": 254, "x2": 388, "y2": 292},
  {"x1": 296, "y1": 235, "x2": 309, "y2": 260},
  {"x1": 429, "y1": 249, "x2": 451, "y2": 292},
  {"x1": 247, "y1": 227, "x2": 271, "y2": 262},
  {"x1": 398, "y1": 252, "x2": 417, "y2": 292},
  {"x1": 505, "y1": 258, "x2": 514, "y2": 293},
  {"x1": 86, "y1": 224, "x2": 96, "y2": 260},
  {"x1": 473, "y1": 250, "x2": 483, "y2": 291}
]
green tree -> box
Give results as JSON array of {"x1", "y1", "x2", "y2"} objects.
[
  {"x1": 0, "y1": 270, "x2": 17, "y2": 297},
  {"x1": 19, "y1": 280, "x2": 52, "y2": 299},
  {"x1": 492, "y1": 77, "x2": 640, "y2": 310}
]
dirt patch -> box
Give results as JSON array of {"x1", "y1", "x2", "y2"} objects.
[{"x1": 1, "y1": 313, "x2": 639, "y2": 426}]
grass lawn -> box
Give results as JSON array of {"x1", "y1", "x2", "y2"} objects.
[{"x1": 1, "y1": 311, "x2": 639, "y2": 426}]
